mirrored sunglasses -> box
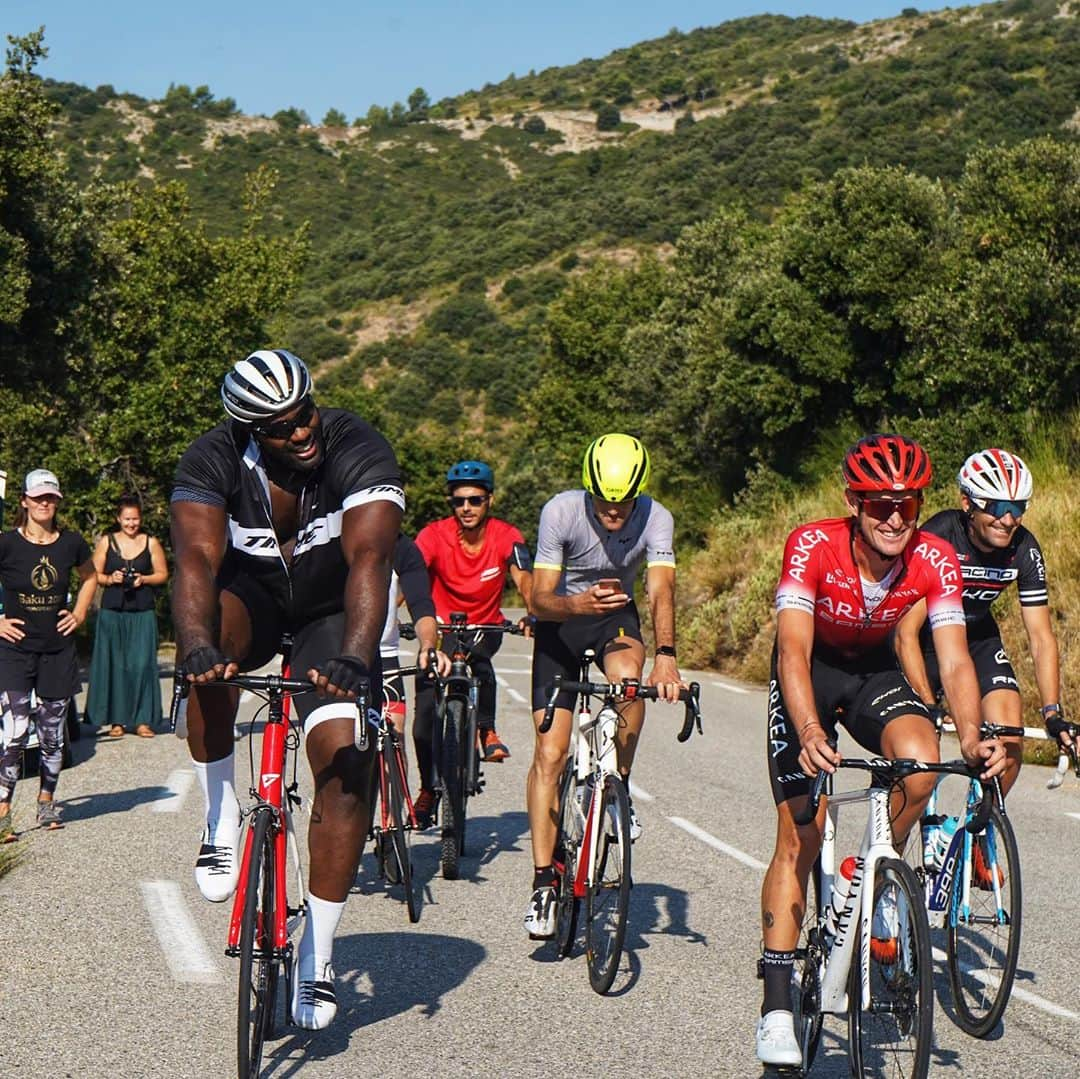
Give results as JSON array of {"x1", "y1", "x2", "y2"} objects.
[
  {"x1": 254, "y1": 397, "x2": 317, "y2": 439},
  {"x1": 860, "y1": 495, "x2": 922, "y2": 522},
  {"x1": 971, "y1": 496, "x2": 1027, "y2": 519},
  {"x1": 449, "y1": 495, "x2": 489, "y2": 508}
]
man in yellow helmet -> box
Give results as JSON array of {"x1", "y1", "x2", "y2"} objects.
[{"x1": 523, "y1": 433, "x2": 684, "y2": 938}]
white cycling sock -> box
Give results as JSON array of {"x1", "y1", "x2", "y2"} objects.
[
  {"x1": 191, "y1": 754, "x2": 239, "y2": 836},
  {"x1": 300, "y1": 893, "x2": 345, "y2": 971}
]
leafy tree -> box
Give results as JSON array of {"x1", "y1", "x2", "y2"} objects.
[
  {"x1": 595, "y1": 104, "x2": 621, "y2": 131},
  {"x1": 407, "y1": 87, "x2": 430, "y2": 120},
  {"x1": 322, "y1": 108, "x2": 347, "y2": 127},
  {"x1": 522, "y1": 114, "x2": 546, "y2": 134}
]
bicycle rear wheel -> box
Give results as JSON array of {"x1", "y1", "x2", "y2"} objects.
[
  {"x1": 385, "y1": 738, "x2": 421, "y2": 923},
  {"x1": 585, "y1": 773, "x2": 631, "y2": 994},
  {"x1": 792, "y1": 859, "x2": 824, "y2": 1072},
  {"x1": 946, "y1": 801, "x2": 1022, "y2": 1037},
  {"x1": 554, "y1": 761, "x2": 582, "y2": 957},
  {"x1": 848, "y1": 857, "x2": 932, "y2": 1079},
  {"x1": 440, "y1": 697, "x2": 466, "y2": 880},
  {"x1": 237, "y1": 808, "x2": 278, "y2": 1079}
]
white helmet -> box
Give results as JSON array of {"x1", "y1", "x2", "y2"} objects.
[
  {"x1": 957, "y1": 448, "x2": 1033, "y2": 502},
  {"x1": 221, "y1": 349, "x2": 312, "y2": 423}
]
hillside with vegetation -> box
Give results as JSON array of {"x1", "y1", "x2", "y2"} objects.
[{"x1": 2, "y1": 3, "x2": 1079, "y2": 723}]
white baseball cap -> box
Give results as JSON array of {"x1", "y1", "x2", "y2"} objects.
[{"x1": 24, "y1": 468, "x2": 63, "y2": 498}]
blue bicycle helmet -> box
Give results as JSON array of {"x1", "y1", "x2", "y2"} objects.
[{"x1": 446, "y1": 460, "x2": 494, "y2": 492}]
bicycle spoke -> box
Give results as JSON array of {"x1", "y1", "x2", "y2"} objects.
[
  {"x1": 386, "y1": 740, "x2": 421, "y2": 923},
  {"x1": 554, "y1": 762, "x2": 582, "y2": 957}
]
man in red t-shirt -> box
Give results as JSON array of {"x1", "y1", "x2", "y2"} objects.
[{"x1": 412, "y1": 460, "x2": 533, "y2": 822}]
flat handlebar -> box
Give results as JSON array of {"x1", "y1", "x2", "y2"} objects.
[{"x1": 540, "y1": 676, "x2": 702, "y2": 743}]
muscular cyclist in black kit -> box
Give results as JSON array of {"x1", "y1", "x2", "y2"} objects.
[{"x1": 171, "y1": 349, "x2": 403, "y2": 1030}]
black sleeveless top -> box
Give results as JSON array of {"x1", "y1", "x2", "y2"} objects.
[{"x1": 102, "y1": 534, "x2": 156, "y2": 612}]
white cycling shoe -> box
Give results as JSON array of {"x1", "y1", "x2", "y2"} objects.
[
  {"x1": 524, "y1": 885, "x2": 557, "y2": 939},
  {"x1": 755, "y1": 1009, "x2": 802, "y2": 1067},
  {"x1": 291, "y1": 957, "x2": 338, "y2": 1030},
  {"x1": 194, "y1": 818, "x2": 241, "y2": 903}
]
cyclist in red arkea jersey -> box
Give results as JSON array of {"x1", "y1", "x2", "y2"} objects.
[
  {"x1": 755, "y1": 434, "x2": 1008, "y2": 1069},
  {"x1": 411, "y1": 460, "x2": 533, "y2": 822}
]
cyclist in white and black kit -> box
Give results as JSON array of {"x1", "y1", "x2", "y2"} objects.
[
  {"x1": 896, "y1": 448, "x2": 1071, "y2": 795},
  {"x1": 171, "y1": 349, "x2": 404, "y2": 1031}
]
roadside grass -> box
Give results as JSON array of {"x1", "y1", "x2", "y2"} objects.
[
  {"x1": 682, "y1": 418, "x2": 1080, "y2": 766},
  {"x1": 0, "y1": 836, "x2": 27, "y2": 879}
]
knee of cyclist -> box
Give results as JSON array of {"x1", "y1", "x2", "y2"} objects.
[
  {"x1": 902, "y1": 771, "x2": 937, "y2": 806},
  {"x1": 531, "y1": 746, "x2": 567, "y2": 783}
]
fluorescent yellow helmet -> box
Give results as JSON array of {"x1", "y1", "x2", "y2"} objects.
[{"x1": 582, "y1": 433, "x2": 650, "y2": 502}]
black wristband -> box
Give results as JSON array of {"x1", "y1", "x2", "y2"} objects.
[{"x1": 655, "y1": 645, "x2": 677, "y2": 659}]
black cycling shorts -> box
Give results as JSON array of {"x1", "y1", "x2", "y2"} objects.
[
  {"x1": 766, "y1": 645, "x2": 931, "y2": 805},
  {"x1": 222, "y1": 573, "x2": 381, "y2": 726},
  {"x1": 0, "y1": 644, "x2": 80, "y2": 700},
  {"x1": 922, "y1": 634, "x2": 1019, "y2": 699},
  {"x1": 530, "y1": 603, "x2": 643, "y2": 711}
]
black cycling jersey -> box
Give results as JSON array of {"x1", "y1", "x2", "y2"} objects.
[
  {"x1": 171, "y1": 408, "x2": 404, "y2": 628},
  {"x1": 918, "y1": 508, "x2": 1048, "y2": 644}
]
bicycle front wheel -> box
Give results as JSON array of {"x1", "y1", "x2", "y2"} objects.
[
  {"x1": 848, "y1": 857, "x2": 932, "y2": 1079},
  {"x1": 440, "y1": 697, "x2": 466, "y2": 880},
  {"x1": 237, "y1": 808, "x2": 278, "y2": 1079},
  {"x1": 385, "y1": 739, "x2": 421, "y2": 923},
  {"x1": 946, "y1": 801, "x2": 1022, "y2": 1037},
  {"x1": 554, "y1": 761, "x2": 581, "y2": 957},
  {"x1": 585, "y1": 774, "x2": 631, "y2": 994}
]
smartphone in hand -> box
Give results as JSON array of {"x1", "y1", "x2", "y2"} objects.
[{"x1": 598, "y1": 578, "x2": 622, "y2": 592}]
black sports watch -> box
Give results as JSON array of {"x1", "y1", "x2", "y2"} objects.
[{"x1": 655, "y1": 645, "x2": 677, "y2": 659}]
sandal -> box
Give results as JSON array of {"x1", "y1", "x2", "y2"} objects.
[
  {"x1": 135, "y1": 724, "x2": 156, "y2": 738},
  {"x1": 109, "y1": 725, "x2": 126, "y2": 738}
]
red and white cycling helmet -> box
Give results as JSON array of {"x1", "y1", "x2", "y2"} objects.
[
  {"x1": 957, "y1": 448, "x2": 1033, "y2": 502},
  {"x1": 842, "y1": 433, "x2": 932, "y2": 493}
]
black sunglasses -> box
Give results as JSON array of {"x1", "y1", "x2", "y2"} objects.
[
  {"x1": 254, "y1": 397, "x2": 317, "y2": 439},
  {"x1": 449, "y1": 495, "x2": 489, "y2": 508}
]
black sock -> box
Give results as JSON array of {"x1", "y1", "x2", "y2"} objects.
[
  {"x1": 761, "y1": 948, "x2": 796, "y2": 1015},
  {"x1": 533, "y1": 865, "x2": 557, "y2": 889}
]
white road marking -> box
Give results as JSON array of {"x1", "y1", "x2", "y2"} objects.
[
  {"x1": 1066, "y1": 812, "x2": 1080, "y2": 823},
  {"x1": 151, "y1": 769, "x2": 195, "y2": 813},
  {"x1": 496, "y1": 676, "x2": 526, "y2": 704},
  {"x1": 629, "y1": 782, "x2": 654, "y2": 803},
  {"x1": 930, "y1": 947, "x2": 1079, "y2": 1021},
  {"x1": 140, "y1": 881, "x2": 221, "y2": 984},
  {"x1": 711, "y1": 680, "x2": 751, "y2": 695},
  {"x1": 667, "y1": 816, "x2": 768, "y2": 870}
]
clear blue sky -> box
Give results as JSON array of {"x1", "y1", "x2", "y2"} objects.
[{"x1": 6, "y1": 1, "x2": 934, "y2": 121}]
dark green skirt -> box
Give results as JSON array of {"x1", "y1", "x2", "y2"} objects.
[{"x1": 86, "y1": 608, "x2": 162, "y2": 730}]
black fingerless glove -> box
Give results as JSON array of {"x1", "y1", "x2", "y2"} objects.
[
  {"x1": 1045, "y1": 712, "x2": 1069, "y2": 746},
  {"x1": 320, "y1": 655, "x2": 371, "y2": 695},
  {"x1": 183, "y1": 645, "x2": 228, "y2": 678}
]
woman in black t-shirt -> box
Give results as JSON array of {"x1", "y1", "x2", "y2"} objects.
[
  {"x1": 86, "y1": 495, "x2": 169, "y2": 738},
  {"x1": 0, "y1": 469, "x2": 95, "y2": 839}
]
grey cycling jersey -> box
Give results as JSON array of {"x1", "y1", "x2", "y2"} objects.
[{"x1": 534, "y1": 489, "x2": 675, "y2": 596}]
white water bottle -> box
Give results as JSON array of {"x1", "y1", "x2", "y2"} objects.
[{"x1": 822, "y1": 856, "x2": 858, "y2": 939}]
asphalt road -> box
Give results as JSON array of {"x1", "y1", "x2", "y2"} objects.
[{"x1": 1, "y1": 631, "x2": 1078, "y2": 1079}]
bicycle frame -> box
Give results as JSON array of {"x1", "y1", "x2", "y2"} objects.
[
  {"x1": 565, "y1": 684, "x2": 622, "y2": 899},
  {"x1": 815, "y1": 781, "x2": 897, "y2": 1015},
  {"x1": 225, "y1": 673, "x2": 306, "y2": 964}
]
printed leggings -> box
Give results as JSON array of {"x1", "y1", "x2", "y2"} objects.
[{"x1": 0, "y1": 690, "x2": 67, "y2": 801}]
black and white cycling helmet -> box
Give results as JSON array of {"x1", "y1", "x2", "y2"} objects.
[
  {"x1": 957, "y1": 448, "x2": 1033, "y2": 502},
  {"x1": 221, "y1": 349, "x2": 312, "y2": 423}
]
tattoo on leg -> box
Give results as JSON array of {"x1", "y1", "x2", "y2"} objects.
[{"x1": 764, "y1": 910, "x2": 775, "y2": 928}]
